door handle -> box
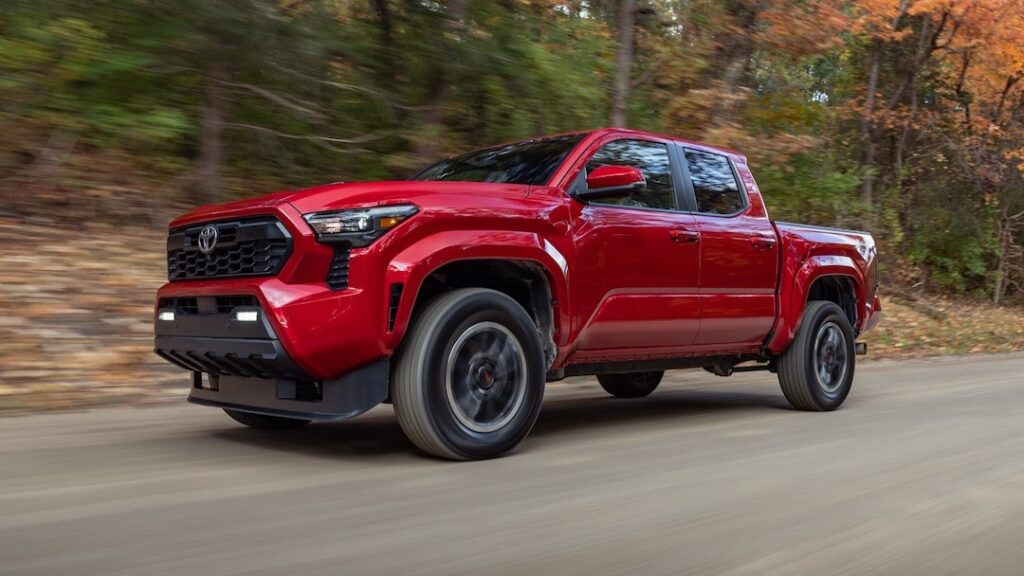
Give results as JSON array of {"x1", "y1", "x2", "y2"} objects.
[
  {"x1": 670, "y1": 229, "x2": 700, "y2": 244},
  {"x1": 750, "y1": 235, "x2": 776, "y2": 250}
]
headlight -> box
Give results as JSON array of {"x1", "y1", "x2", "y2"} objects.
[{"x1": 304, "y1": 204, "x2": 418, "y2": 246}]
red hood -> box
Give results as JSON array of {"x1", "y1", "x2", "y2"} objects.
[{"x1": 170, "y1": 181, "x2": 532, "y2": 228}]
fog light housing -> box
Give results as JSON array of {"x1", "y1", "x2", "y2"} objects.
[{"x1": 158, "y1": 311, "x2": 175, "y2": 322}]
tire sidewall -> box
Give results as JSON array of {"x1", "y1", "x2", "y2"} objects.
[
  {"x1": 801, "y1": 303, "x2": 856, "y2": 409},
  {"x1": 418, "y1": 291, "x2": 545, "y2": 459}
]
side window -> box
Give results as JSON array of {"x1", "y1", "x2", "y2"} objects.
[
  {"x1": 685, "y1": 149, "x2": 745, "y2": 215},
  {"x1": 586, "y1": 139, "x2": 676, "y2": 210}
]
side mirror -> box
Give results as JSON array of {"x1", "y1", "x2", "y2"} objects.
[{"x1": 577, "y1": 165, "x2": 646, "y2": 201}]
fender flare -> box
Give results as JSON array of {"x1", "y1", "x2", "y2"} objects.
[
  {"x1": 381, "y1": 230, "x2": 570, "y2": 350},
  {"x1": 765, "y1": 255, "x2": 866, "y2": 355}
]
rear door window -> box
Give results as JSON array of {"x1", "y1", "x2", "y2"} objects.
[{"x1": 683, "y1": 149, "x2": 745, "y2": 215}]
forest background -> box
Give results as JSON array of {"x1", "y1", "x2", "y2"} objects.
[{"x1": 3, "y1": 0, "x2": 1024, "y2": 410}]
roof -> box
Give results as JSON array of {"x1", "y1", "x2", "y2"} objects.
[{"x1": 587, "y1": 127, "x2": 747, "y2": 161}]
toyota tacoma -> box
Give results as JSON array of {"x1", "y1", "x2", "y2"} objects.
[{"x1": 154, "y1": 128, "x2": 881, "y2": 459}]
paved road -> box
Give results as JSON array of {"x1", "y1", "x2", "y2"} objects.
[{"x1": 3, "y1": 354, "x2": 1024, "y2": 575}]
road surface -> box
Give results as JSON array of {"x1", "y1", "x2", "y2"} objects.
[{"x1": 3, "y1": 354, "x2": 1024, "y2": 575}]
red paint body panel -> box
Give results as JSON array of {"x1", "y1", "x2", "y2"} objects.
[
  {"x1": 691, "y1": 160, "x2": 777, "y2": 347},
  {"x1": 156, "y1": 128, "x2": 880, "y2": 381},
  {"x1": 764, "y1": 222, "x2": 880, "y2": 355}
]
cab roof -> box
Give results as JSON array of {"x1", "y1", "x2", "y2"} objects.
[{"x1": 586, "y1": 127, "x2": 747, "y2": 162}]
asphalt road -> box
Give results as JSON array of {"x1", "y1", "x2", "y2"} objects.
[{"x1": 3, "y1": 354, "x2": 1024, "y2": 575}]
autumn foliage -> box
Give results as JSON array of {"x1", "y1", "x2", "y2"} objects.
[{"x1": 1, "y1": 0, "x2": 1024, "y2": 302}]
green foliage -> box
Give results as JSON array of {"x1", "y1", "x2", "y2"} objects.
[
  {"x1": 907, "y1": 207, "x2": 997, "y2": 293},
  {"x1": 0, "y1": 0, "x2": 1021, "y2": 301},
  {"x1": 756, "y1": 154, "x2": 863, "y2": 225}
]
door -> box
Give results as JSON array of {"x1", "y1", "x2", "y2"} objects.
[
  {"x1": 681, "y1": 147, "x2": 778, "y2": 346},
  {"x1": 569, "y1": 138, "x2": 702, "y2": 354}
]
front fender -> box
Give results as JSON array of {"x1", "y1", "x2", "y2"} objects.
[
  {"x1": 765, "y1": 255, "x2": 867, "y2": 355},
  {"x1": 381, "y1": 230, "x2": 570, "y2": 350}
]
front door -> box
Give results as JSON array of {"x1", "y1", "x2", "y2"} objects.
[{"x1": 569, "y1": 137, "x2": 702, "y2": 356}]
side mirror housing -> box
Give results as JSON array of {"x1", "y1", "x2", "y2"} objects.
[{"x1": 577, "y1": 165, "x2": 646, "y2": 201}]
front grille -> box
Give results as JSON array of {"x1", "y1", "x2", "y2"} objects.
[
  {"x1": 326, "y1": 248, "x2": 351, "y2": 290},
  {"x1": 167, "y1": 217, "x2": 291, "y2": 281}
]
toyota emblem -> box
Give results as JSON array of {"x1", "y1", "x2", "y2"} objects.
[{"x1": 197, "y1": 225, "x2": 219, "y2": 254}]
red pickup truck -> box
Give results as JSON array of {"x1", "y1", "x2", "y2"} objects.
[{"x1": 155, "y1": 128, "x2": 881, "y2": 459}]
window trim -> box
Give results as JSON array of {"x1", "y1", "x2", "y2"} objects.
[
  {"x1": 573, "y1": 137, "x2": 683, "y2": 213},
  {"x1": 677, "y1": 145, "x2": 749, "y2": 218}
]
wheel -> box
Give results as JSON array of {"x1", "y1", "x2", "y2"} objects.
[
  {"x1": 223, "y1": 409, "x2": 312, "y2": 429},
  {"x1": 392, "y1": 288, "x2": 546, "y2": 460},
  {"x1": 777, "y1": 300, "x2": 855, "y2": 411},
  {"x1": 597, "y1": 371, "x2": 664, "y2": 398}
]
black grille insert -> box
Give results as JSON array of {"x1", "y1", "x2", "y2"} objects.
[
  {"x1": 216, "y1": 295, "x2": 258, "y2": 313},
  {"x1": 167, "y1": 217, "x2": 291, "y2": 281},
  {"x1": 159, "y1": 297, "x2": 199, "y2": 315},
  {"x1": 326, "y1": 248, "x2": 351, "y2": 290},
  {"x1": 159, "y1": 295, "x2": 259, "y2": 315},
  {"x1": 388, "y1": 283, "x2": 403, "y2": 331}
]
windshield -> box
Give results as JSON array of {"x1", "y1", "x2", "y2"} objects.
[{"x1": 411, "y1": 134, "x2": 584, "y2": 185}]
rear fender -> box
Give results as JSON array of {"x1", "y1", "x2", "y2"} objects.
[
  {"x1": 382, "y1": 230, "x2": 570, "y2": 350},
  {"x1": 766, "y1": 255, "x2": 866, "y2": 355}
]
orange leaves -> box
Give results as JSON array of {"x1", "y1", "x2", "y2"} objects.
[
  {"x1": 848, "y1": 0, "x2": 911, "y2": 40},
  {"x1": 759, "y1": 0, "x2": 848, "y2": 56}
]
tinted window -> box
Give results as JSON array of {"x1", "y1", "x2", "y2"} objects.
[
  {"x1": 412, "y1": 135, "x2": 583, "y2": 185},
  {"x1": 685, "y1": 149, "x2": 744, "y2": 215},
  {"x1": 586, "y1": 139, "x2": 675, "y2": 210}
]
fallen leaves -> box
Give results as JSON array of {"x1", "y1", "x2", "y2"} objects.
[{"x1": 862, "y1": 295, "x2": 1024, "y2": 358}]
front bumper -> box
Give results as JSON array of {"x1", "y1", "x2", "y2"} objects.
[
  {"x1": 155, "y1": 296, "x2": 311, "y2": 380},
  {"x1": 188, "y1": 360, "x2": 388, "y2": 421},
  {"x1": 154, "y1": 295, "x2": 389, "y2": 420}
]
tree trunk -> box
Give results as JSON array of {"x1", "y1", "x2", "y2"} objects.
[
  {"x1": 370, "y1": 0, "x2": 398, "y2": 84},
  {"x1": 196, "y1": 59, "x2": 228, "y2": 204},
  {"x1": 413, "y1": 0, "x2": 465, "y2": 160},
  {"x1": 704, "y1": 1, "x2": 760, "y2": 132},
  {"x1": 859, "y1": 1, "x2": 912, "y2": 212},
  {"x1": 994, "y1": 207, "x2": 1011, "y2": 305},
  {"x1": 610, "y1": 0, "x2": 635, "y2": 127},
  {"x1": 859, "y1": 39, "x2": 882, "y2": 209}
]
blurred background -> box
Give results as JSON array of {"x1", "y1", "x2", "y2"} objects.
[{"x1": 2, "y1": 0, "x2": 1024, "y2": 411}]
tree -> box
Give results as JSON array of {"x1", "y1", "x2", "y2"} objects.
[{"x1": 610, "y1": 0, "x2": 636, "y2": 127}]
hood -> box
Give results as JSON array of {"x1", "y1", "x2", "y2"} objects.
[
  {"x1": 284, "y1": 180, "x2": 531, "y2": 213},
  {"x1": 171, "y1": 180, "x2": 532, "y2": 227}
]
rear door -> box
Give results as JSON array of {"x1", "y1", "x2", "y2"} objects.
[
  {"x1": 679, "y1": 146, "x2": 778, "y2": 347},
  {"x1": 568, "y1": 137, "x2": 702, "y2": 355}
]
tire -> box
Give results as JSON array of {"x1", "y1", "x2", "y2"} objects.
[
  {"x1": 597, "y1": 371, "x2": 664, "y2": 398},
  {"x1": 777, "y1": 300, "x2": 856, "y2": 411},
  {"x1": 392, "y1": 288, "x2": 546, "y2": 460},
  {"x1": 223, "y1": 409, "x2": 312, "y2": 429}
]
